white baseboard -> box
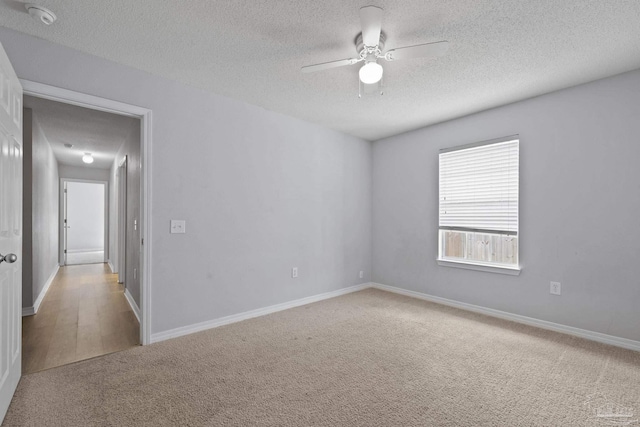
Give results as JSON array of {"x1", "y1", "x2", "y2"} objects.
[
  {"x1": 22, "y1": 265, "x2": 59, "y2": 317},
  {"x1": 107, "y1": 260, "x2": 116, "y2": 274},
  {"x1": 151, "y1": 283, "x2": 371, "y2": 344},
  {"x1": 124, "y1": 288, "x2": 141, "y2": 323},
  {"x1": 150, "y1": 280, "x2": 640, "y2": 352},
  {"x1": 371, "y1": 282, "x2": 640, "y2": 352}
]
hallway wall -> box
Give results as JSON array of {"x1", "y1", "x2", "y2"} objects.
[
  {"x1": 22, "y1": 109, "x2": 59, "y2": 310},
  {"x1": 108, "y1": 121, "x2": 141, "y2": 308},
  {"x1": 58, "y1": 165, "x2": 110, "y2": 182}
]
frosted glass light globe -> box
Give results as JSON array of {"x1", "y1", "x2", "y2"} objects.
[{"x1": 359, "y1": 62, "x2": 383, "y2": 84}]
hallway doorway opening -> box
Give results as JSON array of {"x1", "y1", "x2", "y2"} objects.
[
  {"x1": 22, "y1": 91, "x2": 142, "y2": 372},
  {"x1": 19, "y1": 80, "x2": 152, "y2": 376},
  {"x1": 21, "y1": 79, "x2": 152, "y2": 347},
  {"x1": 62, "y1": 180, "x2": 108, "y2": 266}
]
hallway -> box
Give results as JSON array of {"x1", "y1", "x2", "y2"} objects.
[
  {"x1": 65, "y1": 251, "x2": 105, "y2": 265},
  {"x1": 22, "y1": 264, "x2": 139, "y2": 374}
]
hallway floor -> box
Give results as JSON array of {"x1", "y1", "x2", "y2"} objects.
[
  {"x1": 22, "y1": 263, "x2": 139, "y2": 374},
  {"x1": 66, "y1": 250, "x2": 105, "y2": 265}
]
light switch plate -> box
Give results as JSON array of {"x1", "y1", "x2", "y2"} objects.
[{"x1": 170, "y1": 220, "x2": 186, "y2": 234}]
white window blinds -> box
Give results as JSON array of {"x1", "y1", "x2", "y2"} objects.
[{"x1": 439, "y1": 138, "x2": 519, "y2": 235}]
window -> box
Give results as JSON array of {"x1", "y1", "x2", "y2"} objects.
[{"x1": 438, "y1": 136, "x2": 519, "y2": 273}]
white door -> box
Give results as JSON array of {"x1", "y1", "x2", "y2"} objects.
[
  {"x1": 64, "y1": 181, "x2": 106, "y2": 265},
  {"x1": 0, "y1": 42, "x2": 23, "y2": 422}
]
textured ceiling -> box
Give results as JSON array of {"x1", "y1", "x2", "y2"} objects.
[
  {"x1": 24, "y1": 95, "x2": 139, "y2": 169},
  {"x1": 4, "y1": 1, "x2": 640, "y2": 141}
]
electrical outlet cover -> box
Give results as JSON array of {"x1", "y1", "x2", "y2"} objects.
[{"x1": 170, "y1": 220, "x2": 186, "y2": 234}]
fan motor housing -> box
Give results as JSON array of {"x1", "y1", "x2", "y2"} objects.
[{"x1": 355, "y1": 32, "x2": 386, "y2": 56}]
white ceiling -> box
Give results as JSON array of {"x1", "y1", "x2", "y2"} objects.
[
  {"x1": 4, "y1": 1, "x2": 640, "y2": 141},
  {"x1": 24, "y1": 95, "x2": 139, "y2": 169}
]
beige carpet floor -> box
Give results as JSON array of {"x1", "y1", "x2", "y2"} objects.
[{"x1": 4, "y1": 288, "x2": 640, "y2": 426}]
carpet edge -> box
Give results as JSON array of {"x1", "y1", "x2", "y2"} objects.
[
  {"x1": 150, "y1": 283, "x2": 372, "y2": 343},
  {"x1": 371, "y1": 282, "x2": 640, "y2": 352}
]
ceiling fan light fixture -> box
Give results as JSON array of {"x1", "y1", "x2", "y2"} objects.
[
  {"x1": 300, "y1": 6, "x2": 449, "y2": 95},
  {"x1": 359, "y1": 61, "x2": 383, "y2": 85},
  {"x1": 82, "y1": 153, "x2": 94, "y2": 164}
]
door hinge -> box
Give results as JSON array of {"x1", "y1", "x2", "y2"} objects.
[
  {"x1": 141, "y1": 238, "x2": 144, "y2": 245},
  {"x1": 64, "y1": 249, "x2": 67, "y2": 254}
]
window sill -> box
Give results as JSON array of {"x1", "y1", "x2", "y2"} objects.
[{"x1": 437, "y1": 259, "x2": 521, "y2": 276}]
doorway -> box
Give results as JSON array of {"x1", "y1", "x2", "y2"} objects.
[
  {"x1": 62, "y1": 180, "x2": 108, "y2": 266},
  {"x1": 21, "y1": 92, "x2": 143, "y2": 373},
  {"x1": 21, "y1": 79, "x2": 152, "y2": 346}
]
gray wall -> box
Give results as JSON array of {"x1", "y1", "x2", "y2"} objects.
[
  {"x1": 373, "y1": 69, "x2": 640, "y2": 341},
  {"x1": 0, "y1": 28, "x2": 372, "y2": 334},
  {"x1": 22, "y1": 109, "x2": 59, "y2": 308},
  {"x1": 108, "y1": 121, "x2": 142, "y2": 306},
  {"x1": 58, "y1": 164, "x2": 110, "y2": 181},
  {"x1": 108, "y1": 146, "x2": 121, "y2": 274},
  {"x1": 22, "y1": 108, "x2": 33, "y2": 308}
]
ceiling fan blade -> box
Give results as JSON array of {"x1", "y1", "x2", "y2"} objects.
[
  {"x1": 301, "y1": 58, "x2": 360, "y2": 73},
  {"x1": 359, "y1": 6, "x2": 383, "y2": 47},
  {"x1": 384, "y1": 41, "x2": 449, "y2": 61}
]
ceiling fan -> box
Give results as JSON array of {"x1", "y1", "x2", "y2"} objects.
[{"x1": 301, "y1": 6, "x2": 449, "y2": 90}]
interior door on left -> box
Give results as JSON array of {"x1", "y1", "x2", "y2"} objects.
[{"x1": 0, "y1": 41, "x2": 23, "y2": 423}]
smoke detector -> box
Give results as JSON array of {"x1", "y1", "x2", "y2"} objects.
[{"x1": 25, "y1": 4, "x2": 57, "y2": 25}]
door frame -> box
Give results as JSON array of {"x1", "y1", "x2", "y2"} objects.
[
  {"x1": 20, "y1": 79, "x2": 153, "y2": 345},
  {"x1": 117, "y1": 156, "x2": 127, "y2": 285},
  {"x1": 60, "y1": 179, "x2": 109, "y2": 266}
]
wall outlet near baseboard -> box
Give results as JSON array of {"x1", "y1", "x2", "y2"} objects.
[
  {"x1": 550, "y1": 281, "x2": 561, "y2": 295},
  {"x1": 291, "y1": 267, "x2": 298, "y2": 278},
  {"x1": 359, "y1": 271, "x2": 364, "y2": 279}
]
